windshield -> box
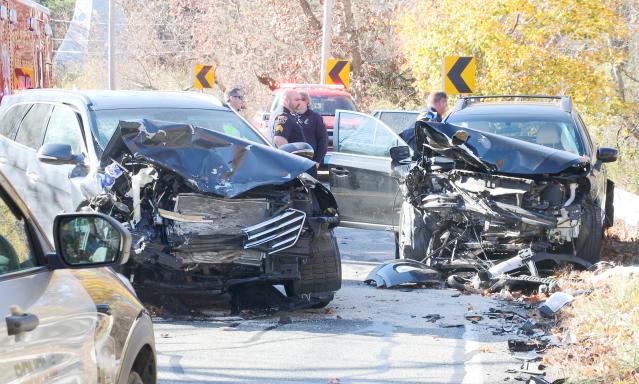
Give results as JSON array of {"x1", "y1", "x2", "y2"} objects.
[
  {"x1": 445, "y1": 114, "x2": 585, "y2": 156},
  {"x1": 377, "y1": 111, "x2": 420, "y2": 134},
  {"x1": 309, "y1": 95, "x2": 357, "y2": 116},
  {"x1": 90, "y1": 108, "x2": 266, "y2": 150}
]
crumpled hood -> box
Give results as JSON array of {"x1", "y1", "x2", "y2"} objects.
[
  {"x1": 415, "y1": 120, "x2": 590, "y2": 175},
  {"x1": 100, "y1": 119, "x2": 316, "y2": 198}
]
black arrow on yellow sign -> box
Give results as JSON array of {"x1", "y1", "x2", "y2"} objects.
[
  {"x1": 447, "y1": 57, "x2": 472, "y2": 93},
  {"x1": 196, "y1": 65, "x2": 214, "y2": 88},
  {"x1": 443, "y1": 56, "x2": 476, "y2": 95}
]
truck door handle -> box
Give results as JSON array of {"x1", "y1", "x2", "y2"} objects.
[
  {"x1": 26, "y1": 171, "x2": 39, "y2": 182},
  {"x1": 332, "y1": 167, "x2": 350, "y2": 177},
  {"x1": 6, "y1": 306, "x2": 39, "y2": 336}
]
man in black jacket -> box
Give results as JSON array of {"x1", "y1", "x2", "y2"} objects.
[
  {"x1": 273, "y1": 89, "x2": 306, "y2": 148},
  {"x1": 298, "y1": 91, "x2": 328, "y2": 178},
  {"x1": 399, "y1": 91, "x2": 448, "y2": 151}
]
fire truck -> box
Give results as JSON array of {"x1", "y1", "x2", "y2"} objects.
[{"x1": 0, "y1": 0, "x2": 52, "y2": 100}]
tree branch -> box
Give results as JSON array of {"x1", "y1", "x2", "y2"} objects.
[
  {"x1": 255, "y1": 72, "x2": 280, "y2": 91},
  {"x1": 341, "y1": 0, "x2": 363, "y2": 74},
  {"x1": 508, "y1": 13, "x2": 520, "y2": 35},
  {"x1": 298, "y1": 0, "x2": 321, "y2": 31},
  {"x1": 621, "y1": 68, "x2": 639, "y2": 84}
]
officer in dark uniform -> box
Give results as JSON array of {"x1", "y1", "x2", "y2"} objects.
[
  {"x1": 273, "y1": 89, "x2": 306, "y2": 147},
  {"x1": 399, "y1": 91, "x2": 448, "y2": 151},
  {"x1": 297, "y1": 91, "x2": 327, "y2": 178}
]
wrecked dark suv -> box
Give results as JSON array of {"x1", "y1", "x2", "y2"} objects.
[
  {"x1": 0, "y1": 90, "x2": 341, "y2": 305},
  {"x1": 326, "y1": 96, "x2": 617, "y2": 276},
  {"x1": 394, "y1": 96, "x2": 617, "y2": 270}
]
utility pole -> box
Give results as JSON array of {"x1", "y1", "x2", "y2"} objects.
[
  {"x1": 107, "y1": 0, "x2": 115, "y2": 90},
  {"x1": 319, "y1": 0, "x2": 332, "y2": 84}
]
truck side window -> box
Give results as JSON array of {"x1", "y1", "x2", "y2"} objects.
[
  {"x1": 43, "y1": 106, "x2": 85, "y2": 155},
  {"x1": 14, "y1": 103, "x2": 52, "y2": 150},
  {"x1": 0, "y1": 191, "x2": 37, "y2": 275},
  {"x1": 0, "y1": 104, "x2": 31, "y2": 139}
]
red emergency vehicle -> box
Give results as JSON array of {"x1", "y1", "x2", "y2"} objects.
[{"x1": 0, "y1": 0, "x2": 52, "y2": 100}]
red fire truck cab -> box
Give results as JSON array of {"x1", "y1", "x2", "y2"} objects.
[{"x1": 0, "y1": 0, "x2": 52, "y2": 100}]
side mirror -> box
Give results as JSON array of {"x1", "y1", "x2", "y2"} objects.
[
  {"x1": 279, "y1": 142, "x2": 315, "y2": 160},
  {"x1": 597, "y1": 147, "x2": 618, "y2": 163},
  {"x1": 390, "y1": 145, "x2": 411, "y2": 163},
  {"x1": 37, "y1": 143, "x2": 77, "y2": 165},
  {"x1": 49, "y1": 213, "x2": 131, "y2": 269}
]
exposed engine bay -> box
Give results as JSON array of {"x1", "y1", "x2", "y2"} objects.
[
  {"x1": 88, "y1": 120, "x2": 341, "y2": 296},
  {"x1": 398, "y1": 120, "x2": 602, "y2": 271}
]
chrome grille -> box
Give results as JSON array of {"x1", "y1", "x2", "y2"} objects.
[{"x1": 242, "y1": 209, "x2": 306, "y2": 254}]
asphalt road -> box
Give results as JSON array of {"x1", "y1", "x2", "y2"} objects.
[{"x1": 154, "y1": 228, "x2": 522, "y2": 384}]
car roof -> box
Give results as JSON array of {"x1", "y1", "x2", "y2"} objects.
[
  {"x1": 448, "y1": 102, "x2": 573, "y2": 118},
  {"x1": 273, "y1": 87, "x2": 352, "y2": 97},
  {"x1": 2, "y1": 89, "x2": 226, "y2": 111}
]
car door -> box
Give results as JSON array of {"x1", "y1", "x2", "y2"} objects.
[
  {"x1": 34, "y1": 104, "x2": 90, "y2": 241},
  {"x1": 8, "y1": 103, "x2": 52, "y2": 221},
  {"x1": 0, "y1": 103, "x2": 31, "y2": 188},
  {"x1": 0, "y1": 185, "x2": 99, "y2": 383},
  {"x1": 328, "y1": 110, "x2": 408, "y2": 231}
]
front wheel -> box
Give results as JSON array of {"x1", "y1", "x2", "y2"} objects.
[
  {"x1": 398, "y1": 201, "x2": 431, "y2": 262},
  {"x1": 285, "y1": 229, "x2": 341, "y2": 305},
  {"x1": 127, "y1": 372, "x2": 144, "y2": 384},
  {"x1": 574, "y1": 199, "x2": 604, "y2": 263}
]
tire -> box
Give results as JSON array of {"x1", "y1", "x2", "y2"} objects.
[
  {"x1": 574, "y1": 199, "x2": 604, "y2": 263},
  {"x1": 127, "y1": 371, "x2": 144, "y2": 384},
  {"x1": 285, "y1": 229, "x2": 341, "y2": 299},
  {"x1": 604, "y1": 179, "x2": 615, "y2": 228},
  {"x1": 398, "y1": 201, "x2": 431, "y2": 262}
]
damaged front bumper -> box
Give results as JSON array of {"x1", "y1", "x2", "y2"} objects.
[
  {"x1": 93, "y1": 120, "x2": 341, "y2": 294},
  {"x1": 121, "y1": 189, "x2": 340, "y2": 294}
]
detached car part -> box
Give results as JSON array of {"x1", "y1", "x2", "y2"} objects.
[{"x1": 365, "y1": 259, "x2": 440, "y2": 288}]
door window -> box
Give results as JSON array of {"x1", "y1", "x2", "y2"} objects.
[
  {"x1": 337, "y1": 111, "x2": 406, "y2": 157},
  {"x1": 0, "y1": 104, "x2": 31, "y2": 139},
  {"x1": 14, "y1": 103, "x2": 52, "y2": 150},
  {"x1": 0, "y1": 192, "x2": 37, "y2": 275},
  {"x1": 43, "y1": 106, "x2": 85, "y2": 155}
]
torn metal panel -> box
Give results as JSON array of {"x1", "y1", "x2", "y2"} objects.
[{"x1": 100, "y1": 119, "x2": 316, "y2": 198}]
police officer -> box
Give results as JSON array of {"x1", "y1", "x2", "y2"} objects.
[
  {"x1": 297, "y1": 91, "x2": 327, "y2": 177},
  {"x1": 399, "y1": 91, "x2": 448, "y2": 151},
  {"x1": 225, "y1": 87, "x2": 246, "y2": 112},
  {"x1": 273, "y1": 89, "x2": 306, "y2": 148}
]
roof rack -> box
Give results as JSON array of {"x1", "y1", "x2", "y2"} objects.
[
  {"x1": 454, "y1": 95, "x2": 572, "y2": 113},
  {"x1": 279, "y1": 83, "x2": 345, "y2": 90}
]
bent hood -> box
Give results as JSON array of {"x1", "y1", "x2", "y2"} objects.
[
  {"x1": 415, "y1": 120, "x2": 590, "y2": 175},
  {"x1": 101, "y1": 119, "x2": 316, "y2": 198}
]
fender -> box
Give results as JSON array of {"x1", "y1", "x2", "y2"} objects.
[{"x1": 116, "y1": 310, "x2": 156, "y2": 384}]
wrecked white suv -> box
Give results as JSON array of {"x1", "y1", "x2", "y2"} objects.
[{"x1": 0, "y1": 90, "x2": 341, "y2": 306}]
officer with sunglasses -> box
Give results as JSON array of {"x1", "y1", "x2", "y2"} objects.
[{"x1": 225, "y1": 87, "x2": 246, "y2": 112}]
